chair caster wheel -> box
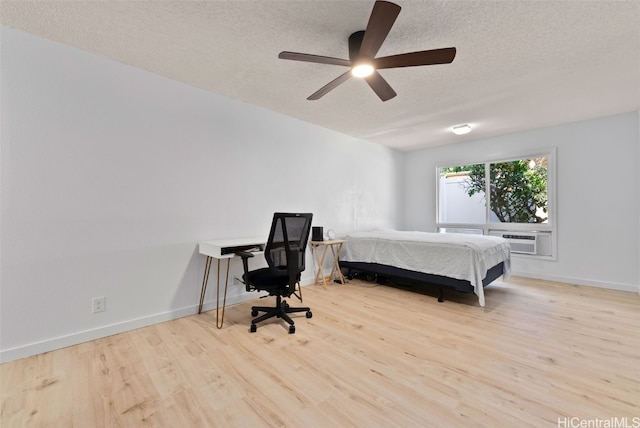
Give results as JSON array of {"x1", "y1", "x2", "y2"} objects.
[
  {"x1": 306, "y1": 311, "x2": 312, "y2": 318},
  {"x1": 289, "y1": 325, "x2": 295, "y2": 334},
  {"x1": 251, "y1": 309, "x2": 258, "y2": 317},
  {"x1": 250, "y1": 324, "x2": 257, "y2": 333}
]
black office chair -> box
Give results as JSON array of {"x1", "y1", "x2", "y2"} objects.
[{"x1": 237, "y1": 213, "x2": 313, "y2": 334}]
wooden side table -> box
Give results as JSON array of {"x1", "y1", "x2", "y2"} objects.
[{"x1": 310, "y1": 240, "x2": 346, "y2": 289}]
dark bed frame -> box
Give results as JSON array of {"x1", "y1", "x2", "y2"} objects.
[{"x1": 339, "y1": 261, "x2": 505, "y2": 303}]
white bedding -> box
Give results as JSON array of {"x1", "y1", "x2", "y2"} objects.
[{"x1": 341, "y1": 230, "x2": 511, "y2": 307}]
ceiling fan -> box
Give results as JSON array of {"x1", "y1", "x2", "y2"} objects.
[{"x1": 278, "y1": 0, "x2": 457, "y2": 102}]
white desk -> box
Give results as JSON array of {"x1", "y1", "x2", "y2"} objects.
[{"x1": 198, "y1": 237, "x2": 265, "y2": 328}]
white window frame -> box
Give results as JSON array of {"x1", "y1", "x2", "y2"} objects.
[{"x1": 436, "y1": 147, "x2": 557, "y2": 260}]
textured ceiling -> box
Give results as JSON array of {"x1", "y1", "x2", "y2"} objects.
[{"x1": 1, "y1": 0, "x2": 639, "y2": 151}]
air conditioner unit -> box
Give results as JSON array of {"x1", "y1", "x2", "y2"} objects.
[{"x1": 490, "y1": 231, "x2": 537, "y2": 255}]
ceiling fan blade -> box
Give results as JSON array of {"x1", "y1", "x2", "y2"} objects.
[
  {"x1": 307, "y1": 71, "x2": 352, "y2": 100},
  {"x1": 358, "y1": 1, "x2": 401, "y2": 59},
  {"x1": 278, "y1": 51, "x2": 351, "y2": 67},
  {"x1": 364, "y1": 71, "x2": 397, "y2": 101},
  {"x1": 374, "y1": 47, "x2": 457, "y2": 69}
]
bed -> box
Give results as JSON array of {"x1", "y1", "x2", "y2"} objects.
[{"x1": 339, "y1": 230, "x2": 511, "y2": 307}]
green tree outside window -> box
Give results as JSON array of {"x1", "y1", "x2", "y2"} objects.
[{"x1": 442, "y1": 158, "x2": 548, "y2": 224}]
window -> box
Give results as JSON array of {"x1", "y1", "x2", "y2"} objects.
[{"x1": 437, "y1": 150, "x2": 556, "y2": 258}]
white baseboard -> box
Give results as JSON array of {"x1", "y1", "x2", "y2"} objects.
[
  {"x1": 0, "y1": 276, "x2": 316, "y2": 364},
  {"x1": 510, "y1": 270, "x2": 639, "y2": 294},
  {"x1": 0, "y1": 305, "x2": 199, "y2": 364}
]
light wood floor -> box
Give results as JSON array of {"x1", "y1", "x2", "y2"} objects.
[{"x1": 1, "y1": 276, "x2": 639, "y2": 427}]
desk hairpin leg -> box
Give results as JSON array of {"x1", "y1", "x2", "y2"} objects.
[
  {"x1": 198, "y1": 256, "x2": 213, "y2": 314},
  {"x1": 198, "y1": 256, "x2": 231, "y2": 329},
  {"x1": 216, "y1": 258, "x2": 231, "y2": 329}
]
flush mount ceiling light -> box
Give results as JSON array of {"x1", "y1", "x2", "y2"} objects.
[{"x1": 452, "y1": 124, "x2": 472, "y2": 135}]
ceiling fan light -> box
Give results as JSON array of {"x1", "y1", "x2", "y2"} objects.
[
  {"x1": 452, "y1": 124, "x2": 472, "y2": 135},
  {"x1": 351, "y1": 63, "x2": 374, "y2": 78}
]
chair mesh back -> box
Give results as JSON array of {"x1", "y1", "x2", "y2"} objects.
[{"x1": 265, "y1": 213, "x2": 313, "y2": 274}]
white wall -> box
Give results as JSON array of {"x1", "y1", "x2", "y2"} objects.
[
  {"x1": 404, "y1": 111, "x2": 640, "y2": 293},
  {"x1": 0, "y1": 27, "x2": 403, "y2": 362}
]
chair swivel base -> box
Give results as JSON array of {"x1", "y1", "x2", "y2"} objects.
[{"x1": 250, "y1": 295, "x2": 312, "y2": 334}]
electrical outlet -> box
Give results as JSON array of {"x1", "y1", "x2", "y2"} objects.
[{"x1": 92, "y1": 296, "x2": 106, "y2": 313}]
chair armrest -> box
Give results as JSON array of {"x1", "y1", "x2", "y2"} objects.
[
  {"x1": 235, "y1": 251, "x2": 255, "y2": 259},
  {"x1": 236, "y1": 251, "x2": 255, "y2": 292},
  {"x1": 236, "y1": 250, "x2": 254, "y2": 277}
]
